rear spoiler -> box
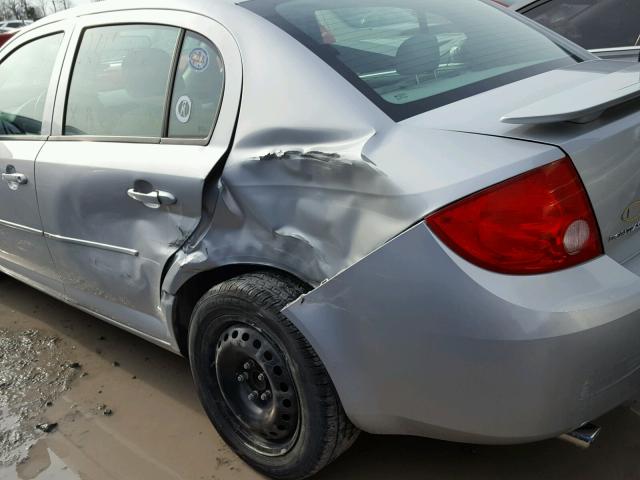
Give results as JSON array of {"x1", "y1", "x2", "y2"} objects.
[{"x1": 502, "y1": 60, "x2": 640, "y2": 125}]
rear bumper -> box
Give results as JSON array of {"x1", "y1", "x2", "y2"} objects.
[{"x1": 283, "y1": 223, "x2": 640, "y2": 444}]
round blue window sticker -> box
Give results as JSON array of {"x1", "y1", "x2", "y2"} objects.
[{"x1": 189, "y1": 48, "x2": 209, "y2": 72}]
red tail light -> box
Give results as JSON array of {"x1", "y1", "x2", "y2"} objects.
[{"x1": 426, "y1": 158, "x2": 603, "y2": 275}]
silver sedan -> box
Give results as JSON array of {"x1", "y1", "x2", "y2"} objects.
[{"x1": 0, "y1": 0, "x2": 639, "y2": 478}]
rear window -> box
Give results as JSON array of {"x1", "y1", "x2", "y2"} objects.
[{"x1": 243, "y1": 0, "x2": 582, "y2": 121}]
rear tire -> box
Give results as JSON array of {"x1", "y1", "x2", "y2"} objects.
[{"x1": 188, "y1": 272, "x2": 359, "y2": 480}]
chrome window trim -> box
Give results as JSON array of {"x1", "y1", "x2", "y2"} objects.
[
  {"x1": 590, "y1": 46, "x2": 640, "y2": 53},
  {"x1": 160, "y1": 137, "x2": 211, "y2": 146},
  {"x1": 0, "y1": 218, "x2": 43, "y2": 235},
  {"x1": 44, "y1": 232, "x2": 140, "y2": 257},
  {"x1": 0, "y1": 135, "x2": 48, "y2": 141},
  {"x1": 48, "y1": 135, "x2": 162, "y2": 144},
  {"x1": 48, "y1": 136, "x2": 211, "y2": 146}
]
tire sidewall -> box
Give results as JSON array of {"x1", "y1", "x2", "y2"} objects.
[{"x1": 189, "y1": 287, "x2": 329, "y2": 478}]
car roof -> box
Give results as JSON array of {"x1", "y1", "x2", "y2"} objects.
[{"x1": 34, "y1": 0, "x2": 245, "y2": 27}]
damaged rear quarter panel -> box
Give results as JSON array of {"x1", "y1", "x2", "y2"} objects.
[
  {"x1": 163, "y1": 8, "x2": 564, "y2": 299},
  {"x1": 165, "y1": 128, "x2": 563, "y2": 293}
]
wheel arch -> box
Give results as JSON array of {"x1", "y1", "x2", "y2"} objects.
[{"x1": 171, "y1": 263, "x2": 313, "y2": 356}]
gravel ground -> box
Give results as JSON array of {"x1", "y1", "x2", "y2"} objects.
[{"x1": 0, "y1": 275, "x2": 639, "y2": 480}]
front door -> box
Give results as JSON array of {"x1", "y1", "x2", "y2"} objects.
[
  {"x1": 0, "y1": 24, "x2": 70, "y2": 293},
  {"x1": 35, "y1": 11, "x2": 241, "y2": 342}
]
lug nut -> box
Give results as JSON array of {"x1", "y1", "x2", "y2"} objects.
[
  {"x1": 237, "y1": 373, "x2": 248, "y2": 383},
  {"x1": 248, "y1": 391, "x2": 259, "y2": 402},
  {"x1": 260, "y1": 390, "x2": 272, "y2": 402},
  {"x1": 257, "y1": 373, "x2": 265, "y2": 382},
  {"x1": 244, "y1": 362, "x2": 253, "y2": 371}
]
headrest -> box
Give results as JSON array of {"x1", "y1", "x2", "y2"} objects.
[
  {"x1": 122, "y1": 48, "x2": 172, "y2": 98},
  {"x1": 395, "y1": 33, "x2": 441, "y2": 77}
]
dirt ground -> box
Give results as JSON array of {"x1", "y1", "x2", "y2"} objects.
[{"x1": 1, "y1": 276, "x2": 640, "y2": 480}]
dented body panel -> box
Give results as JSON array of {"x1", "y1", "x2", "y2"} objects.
[
  {"x1": 162, "y1": 4, "x2": 565, "y2": 294},
  {"x1": 164, "y1": 127, "x2": 563, "y2": 293}
]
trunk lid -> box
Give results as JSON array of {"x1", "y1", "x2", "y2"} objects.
[{"x1": 403, "y1": 59, "x2": 640, "y2": 267}]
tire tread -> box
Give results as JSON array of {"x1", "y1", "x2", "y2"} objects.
[{"x1": 191, "y1": 271, "x2": 359, "y2": 478}]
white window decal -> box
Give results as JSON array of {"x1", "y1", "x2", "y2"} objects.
[{"x1": 176, "y1": 95, "x2": 192, "y2": 124}]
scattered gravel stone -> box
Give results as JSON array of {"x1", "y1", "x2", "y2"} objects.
[
  {"x1": 97, "y1": 404, "x2": 113, "y2": 416},
  {"x1": 35, "y1": 423, "x2": 58, "y2": 434}
]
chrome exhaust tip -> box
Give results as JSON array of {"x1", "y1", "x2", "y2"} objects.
[{"x1": 559, "y1": 423, "x2": 601, "y2": 449}]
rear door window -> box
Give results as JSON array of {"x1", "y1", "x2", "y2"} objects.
[
  {"x1": 64, "y1": 25, "x2": 225, "y2": 141},
  {"x1": 522, "y1": 0, "x2": 640, "y2": 50},
  {"x1": 65, "y1": 24, "x2": 181, "y2": 137},
  {"x1": 0, "y1": 33, "x2": 63, "y2": 136},
  {"x1": 168, "y1": 32, "x2": 225, "y2": 139}
]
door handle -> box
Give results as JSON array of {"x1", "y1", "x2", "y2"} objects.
[
  {"x1": 2, "y1": 172, "x2": 28, "y2": 190},
  {"x1": 127, "y1": 188, "x2": 176, "y2": 209}
]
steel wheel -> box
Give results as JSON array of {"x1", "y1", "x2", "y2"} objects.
[
  {"x1": 189, "y1": 272, "x2": 359, "y2": 479},
  {"x1": 214, "y1": 323, "x2": 300, "y2": 456}
]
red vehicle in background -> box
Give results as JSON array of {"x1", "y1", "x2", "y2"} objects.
[
  {"x1": 0, "y1": 31, "x2": 16, "y2": 48},
  {"x1": 0, "y1": 21, "x2": 30, "y2": 48}
]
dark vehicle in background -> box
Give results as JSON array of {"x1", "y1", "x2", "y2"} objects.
[{"x1": 509, "y1": 0, "x2": 640, "y2": 61}]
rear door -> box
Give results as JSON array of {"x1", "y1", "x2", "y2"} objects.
[
  {"x1": 518, "y1": 0, "x2": 640, "y2": 61},
  {"x1": 35, "y1": 10, "x2": 241, "y2": 342},
  {"x1": 0, "y1": 23, "x2": 70, "y2": 294}
]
